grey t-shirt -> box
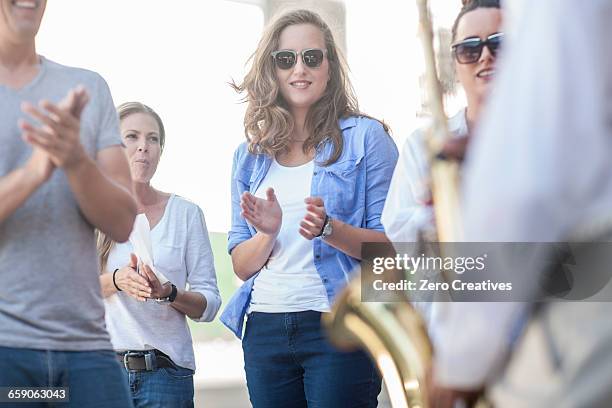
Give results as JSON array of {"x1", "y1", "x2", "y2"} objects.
[{"x1": 0, "y1": 56, "x2": 121, "y2": 351}]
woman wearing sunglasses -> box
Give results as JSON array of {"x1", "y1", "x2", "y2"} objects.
[
  {"x1": 220, "y1": 9, "x2": 398, "y2": 408},
  {"x1": 382, "y1": 0, "x2": 503, "y2": 245},
  {"x1": 381, "y1": 0, "x2": 503, "y2": 342}
]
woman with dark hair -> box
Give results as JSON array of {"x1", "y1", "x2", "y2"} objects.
[
  {"x1": 381, "y1": 0, "x2": 503, "y2": 349},
  {"x1": 220, "y1": 9, "x2": 398, "y2": 408},
  {"x1": 98, "y1": 102, "x2": 221, "y2": 408},
  {"x1": 382, "y1": 0, "x2": 503, "y2": 244},
  {"x1": 380, "y1": 2, "x2": 503, "y2": 406}
]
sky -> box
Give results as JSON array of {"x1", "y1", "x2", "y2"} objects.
[{"x1": 37, "y1": 0, "x2": 462, "y2": 233}]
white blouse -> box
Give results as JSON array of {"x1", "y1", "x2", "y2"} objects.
[
  {"x1": 104, "y1": 194, "x2": 221, "y2": 370},
  {"x1": 381, "y1": 109, "x2": 468, "y2": 243}
]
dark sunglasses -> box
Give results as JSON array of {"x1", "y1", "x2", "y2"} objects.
[
  {"x1": 451, "y1": 32, "x2": 504, "y2": 64},
  {"x1": 271, "y1": 48, "x2": 327, "y2": 70}
]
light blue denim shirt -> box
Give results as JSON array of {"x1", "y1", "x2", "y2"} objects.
[{"x1": 220, "y1": 116, "x2": 399, "y2": 338}]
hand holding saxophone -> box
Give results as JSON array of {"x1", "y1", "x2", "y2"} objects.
[
  {"x1": 439, "y1": 136, "x2": 470, "y2": 162},
  {"x1": 426, "y1": 367, "x2": 483, "y2": 408}
]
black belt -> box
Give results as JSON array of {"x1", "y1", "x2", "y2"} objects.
[{"x1": 116, "y1": 349, "x2": 176, "y2": 371}]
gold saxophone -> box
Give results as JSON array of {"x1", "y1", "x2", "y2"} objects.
[{"x1": 322, "y1": 1, "x2": 463, "y2": 407}]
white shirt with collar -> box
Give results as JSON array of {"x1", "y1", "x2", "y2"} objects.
[
  {"x1": 381, "y1": 109, "x2": 468, "y2": 243},
  {"x1": 104, "y1": 194, "x2": 222, "y2": 371}
]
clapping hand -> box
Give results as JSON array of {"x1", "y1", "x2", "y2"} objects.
[
  {"x1": 20, "y1": 86, "x2": 90, "y2": 172},
  {"x1": 299, "y1": 197, "x2": 327, "y2": 240},
  {"x1": 140, "y1": 262, "x2": 173, "y2": 299},
  {"x1": 240, "y1": 188, "x2": 282, "y2": 237},
  {"x1": 114, "y1": 253, "x2": 152, "y2": 302}
]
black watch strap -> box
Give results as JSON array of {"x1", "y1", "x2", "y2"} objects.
[
  {"x1": 168, "y1": 283, "x2": 178, "y2": 303},
  {"x1": 316, "y1": 215, "x2": 330, "y2": 238},
  {"x1": 155, "y1": 283, "x2": 177, "y2": 304}
]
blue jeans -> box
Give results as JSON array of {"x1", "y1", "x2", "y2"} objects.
[
  {"x1": 242, "y1": 311, "x2": 382, "y2": 408},
  {"x1": 0, "y1": 346, "x2": 133, "y2": 408},
  {"x1": 125, "y1": 363, "x2": 194, "y2": 408}
]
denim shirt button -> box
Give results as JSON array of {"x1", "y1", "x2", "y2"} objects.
[
  {"x1": 322, "y1": 278, "x2": 329, "y2": 283},
  {"x1": 315, "y1": 254, "x2": 321, "y2": 260}
]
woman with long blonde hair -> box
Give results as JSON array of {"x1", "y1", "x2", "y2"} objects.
[
  {"x1": 98, "y1": 102, "x2": 221, "y2": 408},
  {"x1": 220, "y1": 9, "x2": 398, "y2": 407}
]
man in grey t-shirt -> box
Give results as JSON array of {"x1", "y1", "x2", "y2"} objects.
[{"x1": 0, "y1": 1, "x2": 137, "y2": 406}]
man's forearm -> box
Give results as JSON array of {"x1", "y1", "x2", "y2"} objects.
[
  {"x1": 0, "y1": 167, "x2": 45, "y2": 224},
  {"x1": 66, "y1": 156, "x2": 137, "y2": 242}
]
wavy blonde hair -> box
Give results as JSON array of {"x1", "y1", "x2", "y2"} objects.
[{"x1": 233, "y1": 9, "x2": 376, "y2": 165}]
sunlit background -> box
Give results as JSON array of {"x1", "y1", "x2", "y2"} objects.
[
  {"x1": 39, "y1": 0, "x2": 466, "y2": 234},
  {"x1": 38, "y1": 1, "x2": 463, "y2": 406}
]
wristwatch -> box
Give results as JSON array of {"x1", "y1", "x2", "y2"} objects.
[
  {"x1": 155, "y1": 283, "x2": 177, "y2": 304},
  {"x1": 320, "y1": 215, "x2": 333, "y2": 239}
]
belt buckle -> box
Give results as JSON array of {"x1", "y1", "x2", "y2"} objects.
[
  {"x1": 123, "y1": 351, "x2": 156, "y2": 371},
  {"x1": 123, "y1": 351, "x2": 139, "y2": 371}
]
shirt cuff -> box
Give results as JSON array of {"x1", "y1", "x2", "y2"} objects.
[{"x1": 190, "y1": 290, "x2": 221, "y2": 323}]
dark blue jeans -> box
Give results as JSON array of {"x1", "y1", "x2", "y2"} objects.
[
  {"x1": 125, "y1": 364, "x2": 194, "y2": 408},
  {"x1": 242, "y1": 311, "x2": 381, "y2": 408},
  {"x1": 0, "y1": 346, "x2": 133, "y2": 407}
]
